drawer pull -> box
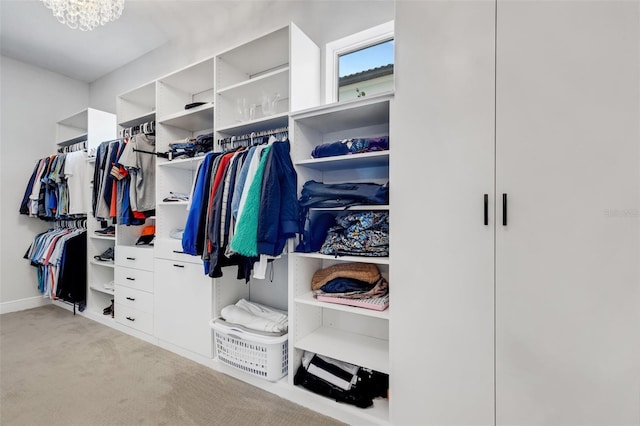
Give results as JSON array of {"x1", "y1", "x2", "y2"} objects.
[
  {"x1": 126, "y1": 316, "x2": 135, "y2": 322},
  {"x1": 173, "y1": 264, "x2": 185, "y2": 268},
  {"x1": 126, "y1": 297, "x2": 135, "y2": 301},
  {"x1": 126, "y1": 257, "x2": 136, "y2": 260},
  {"x1": 126, "y1": 277, "x2": 135, "y2": 281},
  {"x1": 172, "y1": 250, "x2": 185, "y2": 254}
]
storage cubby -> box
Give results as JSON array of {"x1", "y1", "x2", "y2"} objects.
[
  {"x1": 215, "y1": 23, "x2": 320, "y2": 137},
  {"x1": 117, "y1": 82, "x2": 156, "y2": 128}
]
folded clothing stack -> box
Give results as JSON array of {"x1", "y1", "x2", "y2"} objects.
[
  {"x1": 220, "y1": 299, "x2": 288, "y2": 335},
  {"x1": 168, "y1": 132, "x2": 214, "y2": 160},
  {"x1": 319, "y1": 211, "x2": 389, "y2": 258},
  {"x1": 294, "y1": 351, "x2": 389, "y2": 409},
  {"x1": 311, "y1": 263, "x2": 389, "y2": 311},
  {"x1": 311, "y1": 136, "x2": 389, "y2": 159}
]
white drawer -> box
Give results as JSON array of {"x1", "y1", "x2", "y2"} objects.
[
  {"x1": 115, "y1": 245, "x2": 154, "y2": 271},
  {"x1": 115, "y1": 304, "x2": 153, "y2": 335},
  {"x1": 154, "y1": 238, "x2": 203, "y2": 265},
  {"x1": 115, "y1": 267, "x2": 154, "y2": 293},
  {"x1": 115, "y1": 285, "x2": 153, "y2": 314}
]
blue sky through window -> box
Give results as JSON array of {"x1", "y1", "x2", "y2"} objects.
[{"x1": 339, "y1": 39, "x2": 394, "y2": 77}]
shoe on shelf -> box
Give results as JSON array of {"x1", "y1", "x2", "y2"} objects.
[
  {"x1": 94, "y1": 247, "x2": 114, "y2": 262},
  {"x1": 103, "y1": 299, "x2": 114, "y2": 317},
  {"x1": 95, "y1": 226, "x2": 115, "y2": 236}
]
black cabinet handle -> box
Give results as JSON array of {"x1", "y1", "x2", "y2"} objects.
[
  {"x1": 502, "y1": 193, "x2": 508, "y2": 226},
  {"x1": 483, "y1": 194, "x2": 488, "y2": 226},
  {"x1": 126, "y1": 316, "x2": 135, "y2": 322},
  {"x1": 126, "y1": 277, "x2": 135, "y2": 281},
  {"x1": 172, "y1": 250, "x2": 185, "y2": 254},
  {"x1": 126, "y1": 257, "x2": 136, "y2": 260},
  {"x1": 126, "y1": 297, "x2": 135, "y2": 301},
  {"x1": 173, "y1": 264, "x2": 185, "y2": 268}
]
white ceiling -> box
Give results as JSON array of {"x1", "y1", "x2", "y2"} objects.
[{"x1": 0, "y1": 0, "x2": 224, "y2": 82}]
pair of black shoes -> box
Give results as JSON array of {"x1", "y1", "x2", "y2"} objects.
[{"x1": 103, "y1": 300, "x2": 114, "y2": 318}]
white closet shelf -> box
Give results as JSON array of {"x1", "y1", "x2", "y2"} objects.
[
  {"x1": 294, "y1": 151, "x2": 389, "y2": 171},
  {"x1": 216, "y1": 113, "x2": 289, "y2": 136},
  {"x1": 90, "y1": 284, "x2": 115, "y2": 296},
  {"x1": 90, "y1": 260, "x2": 115, "y2": 268},
  {"x1": 294, "y1": 327, "x2": 390, "y2": 374},
  {"x1": 293, "y1": 385, "x2": 390, "y2": 424},
  {"x1": 158, "y1": 201, "x2": 189, "y2": 207},
  {"x1": 291, "y1": 92, "x2": 393, "y2": 133},
  {"x1": 292, "y1": 252, "x2": 390, "y2": 265},
  {"x1": 119, "y1": 112, "x2": 156, "y2": 129},
  {"x1": 295, "y1": 292, "x2": 390, "y2": 320},
  {"x1": 157, "y1": 103, "x2": 214, "y2": 132},
  {"x1": 157, "y1": 156, "x2": 204, "y2": 170},
  {"x1": 90, "y1": 234, "x2": 115, "y2": 241},
  {"x1": 309, "y1": 205, "x2": 389, "y2": 212},
  {"x1": 57, "y1": 133, "x2": 88, "y2": 147},
  {"x1": 217, "y1": 66, "x2": 289, "y2": 97}
]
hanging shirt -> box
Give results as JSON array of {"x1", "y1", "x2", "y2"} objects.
[
  {"x1": 65, "y1": 150, "x2": 87, "y2": 215},
  {"x1": 118, "y1": 133, "x2": 156, "y2": 212}
]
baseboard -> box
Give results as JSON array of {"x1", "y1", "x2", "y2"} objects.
[{"x1": 0, "y1": 296, "x2": 50, "y2": 314}]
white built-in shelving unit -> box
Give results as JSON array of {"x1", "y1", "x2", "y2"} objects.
[
  {"x1": 288, "y1": 92, "x2": 392, "y2": 423},
  {"x1": 154, "y1": 57, "x2": 216, "y2": 358}
]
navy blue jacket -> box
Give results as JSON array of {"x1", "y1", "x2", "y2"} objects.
[{"x1": 256, "y1": 140, "x2": 300, "y2": 256}]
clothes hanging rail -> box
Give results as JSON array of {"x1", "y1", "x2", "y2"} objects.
[
  {"x1": 218, "y1": 126, "x2": 289, "y2": 149},
  {"x1": 57, "y1": 140, "x2": 87, "y2": 153},
  {"x1": 54, "y1": 218, "x2": 87, "y2": 229},
  {"x1": 120, "y1": 120, "x2": 155, "y2": 138}
]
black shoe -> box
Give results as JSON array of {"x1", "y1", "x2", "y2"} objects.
[
  {"x1": 95, "y1": 226, "x2": 115, "y2": 236},
  {"x1": 94, "y1": 247, "x2": 114, "y2": 262}
]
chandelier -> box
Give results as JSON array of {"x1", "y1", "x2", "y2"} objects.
[{"x1": 41, "y1": 0, "x2": 125, "y2": 31}]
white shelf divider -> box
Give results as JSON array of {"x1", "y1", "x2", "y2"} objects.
[
  {"x1": 292, "y1": 252, "x2": 390, "y2": 265},
  {"x1": 295, "y1": 292, "x2": 389, "y2": 320},
  {"x1": 295, "y1": 326, "x2": 390, "y2": 374}
]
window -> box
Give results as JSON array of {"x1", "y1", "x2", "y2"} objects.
[{"x1": 325, "y1": 21, "x2": 394, "y2": 103}]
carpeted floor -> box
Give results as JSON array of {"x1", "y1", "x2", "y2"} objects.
[{"x1": 0, "y1": 305, "x2": 345, "y2": 426}]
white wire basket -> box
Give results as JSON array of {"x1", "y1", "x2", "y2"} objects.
[{"x1": 209, "y1": 318, "x2": 288, "y2": 382}]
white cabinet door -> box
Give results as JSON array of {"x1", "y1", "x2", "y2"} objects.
[
  {"x1": 496, "y1": 1, "x2": 640, "y2": 424},
  {"x1": 154, "y1": 259, "x2": 214, "y2": 358},
  {"x1": 391, "y1": 1, "x2": 496, "y2": 424}
]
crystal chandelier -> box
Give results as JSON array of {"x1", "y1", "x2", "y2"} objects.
[{"x1": 41, "y1": 0, "x2": 125, "y2": 31}]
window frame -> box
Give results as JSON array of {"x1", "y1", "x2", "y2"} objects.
[{"x1": 325, "y1": 20, "x2": 395, "y2": 104}]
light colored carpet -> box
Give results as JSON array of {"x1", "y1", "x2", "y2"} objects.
[{"x1": 0, "y1": 305, "x2": 345, "y2": 426}]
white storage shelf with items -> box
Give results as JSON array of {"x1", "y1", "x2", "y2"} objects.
[
  {"x1": 205, "y1": 23, "x2": 320, "y2": 383},
  {"x1": 214, "y1": 23, "x2": 319, "y2": 138},
  {"x1": 62, "y1": 109, "x2": 116, "y2": 320},
  {"x1": 87, "y1": 216, "x2": 116, "y2": 321},
  {"x1": 154, "y1": 57, "x2": 217, "y2": 358},
  {"x1": 288, "y1": 93, "x2": 392, "y2": 421}
]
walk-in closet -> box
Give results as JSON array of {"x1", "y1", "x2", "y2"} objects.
[{"x1": 2, "y1": 1, "x2": 639, "y2": 425}]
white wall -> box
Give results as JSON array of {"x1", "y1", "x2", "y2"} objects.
[
  {"x1": 89, "y1": 0, "x2": 395, "y2": 112},
  {"x1": 0, "y1": 56, "x2": 89, "y2": 308}
]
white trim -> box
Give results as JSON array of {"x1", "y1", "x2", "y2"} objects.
[
  {"x1": 0, "y1": 296, "x2": 50, "y2": 314},
  {"x1": 325, "y1": 20, "x2": 394, "y2": 104}
]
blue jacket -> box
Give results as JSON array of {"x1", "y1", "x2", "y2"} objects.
[
  {"x1": 182, "y1": 152, "x2": 218, "y2": 256},
  {"x1": 256, "y1": 140, "x2": 300, "y2": 256}
]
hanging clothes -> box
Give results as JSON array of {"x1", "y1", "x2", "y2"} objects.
[
  {"x1": 19, "y1": 151, "x2": 88, "y2": 221},
  {"x1": 25, "y1": 225, "x2": 87, "y2": 302},
  {"x1": 182, "y1": 128, "x2": 300, "y2": 280}
]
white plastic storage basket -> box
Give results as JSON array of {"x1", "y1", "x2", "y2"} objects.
[{"x1": 209, "y1": 318, "x2": 288, "y2": 382}]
